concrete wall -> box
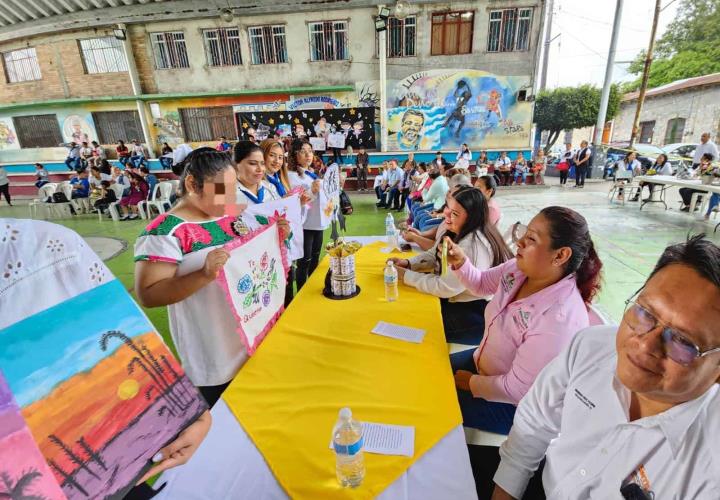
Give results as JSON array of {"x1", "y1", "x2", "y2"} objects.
[{"x1": 612, "y1": 85, "x2": 720, "y2": 145}]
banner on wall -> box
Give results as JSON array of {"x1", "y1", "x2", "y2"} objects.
[
  {"x1": 386, "y1": 69, "x2": 533, "y2": 151},
  {"x1": 236, "y1": 108, "x2": 376, "y2": 149}
]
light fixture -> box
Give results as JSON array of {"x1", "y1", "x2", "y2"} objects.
[
  {"x1": 113, "y1": 27, "x2": 126, "y2": 40},
  {"x1": 375, "y1": 17, "x2": 388, "y2": 33},
  {"x1": 220, "y1": 8, "x2": 234, "y2": 23},
  {"x1": 378, "y1": 6, "x2": 390, "y2": 19},
  {"x1": 394, "y1": 0, "x2": 411, "y2": 20}
]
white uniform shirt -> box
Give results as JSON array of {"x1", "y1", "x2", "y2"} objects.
[
  {"x1": 495, "y1": 157, "x2": 511, "y2": 169},
  {"x1": 288, "y1": 170, "x2": 328, "y2": 231},
  {"x1": 693, "y1": 140, "x2": 720, "y2": 164},
  {"x1": 235, "y1": 180, "x2": 281, "y2": 205},
  {"x1": 495, "y1": 326, "x2": 720, "y2": 500}
]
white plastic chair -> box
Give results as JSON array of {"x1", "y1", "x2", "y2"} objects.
[
  {"x1": 54, "y1": 184, "x2": 75, "y2": 218},
  {"x1": 28, "y1": 184, "x2": 56, "y2": 219},
  {"x1": 137, "y1": 183, "x2": 159, "y2": 220},
  {"x1": 106, "y1": 184, "x2": 128, "y2": 222},
  {"x1": 145, "y1": 181, "x2": 174, "y2": 218},
  {"x1": 608, "y1": 170, "x2": 640, "y2": 205}
]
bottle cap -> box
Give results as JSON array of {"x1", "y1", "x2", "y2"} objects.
[{"x1": 339, "y1": 407, "x2": 352, "y2": 420}]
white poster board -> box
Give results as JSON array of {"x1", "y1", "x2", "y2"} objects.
[
  {"x1": 243, "y1": 192, "x2": 304, "y2": 262},
  {"x1": 319, "y1": 164, "x2": 341, "y2": 227},
  {"x1": 327, "y1": 132, "x2": 346, "y2": 149},
  {"x1": 310, "y1": 137, "x2": 326, "y2": 151}
]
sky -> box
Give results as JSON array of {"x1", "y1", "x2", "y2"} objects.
[
  {"x1": 0, "y1": 280, "x2": 152, "y2": 407},
  {"x1": 545, "y1": 0, "x2": 680, "y2": 89}
]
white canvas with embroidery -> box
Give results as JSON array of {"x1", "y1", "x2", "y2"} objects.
[{"x1": 319, "y1": 164, "x2": 341, "y2": 228}]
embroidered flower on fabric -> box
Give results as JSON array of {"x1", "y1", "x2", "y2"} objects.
[
  {"x1": 237, "y1": 274, "x2": 253, "y2": 294},
  {"x1": 46, "y1": 238, "x2": 65, "y2": 254},
  {"x1": 0, "y1": 223, "x2": 19, "y2": 244},
  {"x1": 216, "y1": 216, "x2": 236, "y2": 237},
  {"x1": 174, "y1": 223, "x2": 213, "y2": 254},
  {"x1": 501, "y1": 273, "x2": 516, "y2": 294},
  {"x1": 89, "y1": 262, "x2": 107, "y2": 284},
  {"x1": 2, "y1": 260, "x2": 23, "y2": 280},
  {"x1": 145, "y1": 213, "x2": 171, "y2": 233}
]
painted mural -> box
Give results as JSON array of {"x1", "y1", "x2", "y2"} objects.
[
  {"x1": 0, "y1": 118, "x2": 19, "y2": 150},
  {"x1": 386, "y1": 70, "x2": 533, "y2": 151},
  {"x1": 60, "y1": 113, "x2": 96, "y2": 144}
]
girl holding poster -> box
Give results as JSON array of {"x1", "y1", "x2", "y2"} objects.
[
  {"x1": 288, "y1": 138, "x2": 328, "y2": 290},
  {"x1": 134, "y1": 148, "x2": 288, "y2": 407}
]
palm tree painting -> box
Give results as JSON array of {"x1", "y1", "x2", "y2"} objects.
[{"x1": 0, "y1": 280, "x2": 207, "y2": 499}]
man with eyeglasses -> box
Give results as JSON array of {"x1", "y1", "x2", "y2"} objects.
[{"x1": 492, "y1": 235, "x2": 720, "y2": 500}]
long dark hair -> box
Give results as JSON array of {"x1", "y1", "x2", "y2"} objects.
[
  {"x1": 288, "y1": 138, "x2": 311, "y2": 177},
  {"x1": 178, "y1": 147, "x2": 234, "y2": 197},
  {"x1": 233, "y1": 140, "x2": 262, "y2": 164},
  {"x1": 653, "y1": 154, "x2": 668, "y2": 167},
  {"x1": 442, "y1": 187, "x2": 512, "y2": 267},
  {"x1": 476, "y1": 175, "x2": 497, "y2": 198},
  {"x1": 540, "y1": 206, "x2": 602, "y2": 303}
]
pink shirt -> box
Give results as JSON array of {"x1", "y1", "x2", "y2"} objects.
[
  {"x1": 454, "y1": 258, "x2": 589, "y2": 405},
  {"x1": 488, "y1": 198, "x2": 501, "y2": 226}
]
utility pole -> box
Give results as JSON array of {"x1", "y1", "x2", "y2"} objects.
[
  {"x1": 539, "y1": 0, "x2": 555, "y2": 92},
  {"x1": 593, "y1": 0, "x2": 624, "y2": 149},
  {"x1": 378, "y1": 6, "x2": 388, "y2": 153},
  {"x1": 629, "y1": 0, "x2": 662, "y2": 147}
]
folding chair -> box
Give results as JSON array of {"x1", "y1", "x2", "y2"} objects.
[{"x1": 28, "y1": 184, "x2": 56, "y2": 220}]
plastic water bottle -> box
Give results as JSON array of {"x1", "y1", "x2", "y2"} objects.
[
  {"x1": 384, "y1": 261, "x2": 399, "y2": 302},
  {"x1": 333, "y1": 408, "x2": 365, "y2": 488},
  {"x1": 385, "y1": 213, "x2": 397, "y2": 247}
]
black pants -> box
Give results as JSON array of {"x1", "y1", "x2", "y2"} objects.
[
  {"x1": 0, "y1": 183, "x2": 10, "y2": 205},
  {"x1": 198, "y1": 381, "x2": 231, "y2": 408},
  {"x1": 375, "y1": 185, "x2": 384, "y2": 200},
  {"x1": 285, "y1": 264, "x2": 296, "y2": 307},
  {"x1": 398, "y1": 188, "x2": 411, "y2": 210},
  {"x1": 296, "y1": 229, "x2": 324, "y2": 290},
  {"x1": 441, "y1": 299, "x2": 487, "y2": 345},
  {"x1": 575, "y1": 164, "x2": 587, "y2": 186},
  {"x1": 357, "y1": 168, "x2": 368, "y2": 190},
  {"x1": 332, "y1": 148, "x2": 343, "y2": 164},
  {"x1": 499, "y1": 171, "x2": 511, "y2": 186},
  {"x1": 559, "y1": 170, "x2": 568, "y2": 185},
  {"x1": 679, "y1": 187, "x2": 704, "y2": 207}
]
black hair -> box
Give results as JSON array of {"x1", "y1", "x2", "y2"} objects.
[
  {"x1": 442, "y1": 187, "x2": 512, "y2": 267},
  {"x1": 139, "y1": 166, "x2": 150, "y2": 175},
  {"x1": 624, "y1": 150, "x2": 637, "y2": 162},
  {"x1": 649, "y1": 234, "x2": 720, "y2": 289},
  {"x1": 476, "y1": 175, "x2": 497, "y2": 198},
  {"x1": 540, "y1": 206, "x2": 603, "y2": 303},
  {"x1": 654, "y1": 154, "x2": 668, "y2": 167},
  {"x1": 178, "y1": 147, "x2": 234, "y2": 197},
  {"x1": 101, "y1": 180, "x2": 111, "y2": 188},
  {"x1": 428, "y1": 170, "x2": 441, "y2": 180},
  {"x1": 90, "y1": 166, "x2": 100, "y2": 173},
  {"x1": 701, "y1": 152, "x2": 714, "y2": 162},
  {"x1": 417, "y1": 162, "x2": 427, "y2": 173},
  {"x1": 233, "y1": 140, "x2": 262, "y2": 164},
  {"x1": 288, "y1": 138, "x2": 313, "y2": 176}
]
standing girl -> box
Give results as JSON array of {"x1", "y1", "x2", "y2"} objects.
[{"x1": 234, "y1": 141, "x2": 281, "y2": 205}]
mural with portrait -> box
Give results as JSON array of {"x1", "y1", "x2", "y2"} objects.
[
  {"x1": 386, "y1": 70, "x2": 533, "y2": 151},
  {"x1": 235, "y1": 108, "x2": 376, "y2": 149},
  {"x1": 0, "y1": 118, "x2": 19, "y2": 150},
  {"x1": 60, "y1": 113, "x2": 96, "y2": 144}
]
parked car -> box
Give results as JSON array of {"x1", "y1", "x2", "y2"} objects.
[
  {"x1": 604, "y1": 142, "x2": 681, "y2": 176},
  {"x1": 662, "y1": 143, "x2": 696, "y2": 169}
]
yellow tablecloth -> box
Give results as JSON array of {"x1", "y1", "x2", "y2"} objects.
[{"x1": 223, "y1": 242, "x2": 462, "y2": 499}]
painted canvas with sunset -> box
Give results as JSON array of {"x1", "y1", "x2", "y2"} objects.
[{"x1": 0, "y1": 279, "x2": 207, "y2": 500}]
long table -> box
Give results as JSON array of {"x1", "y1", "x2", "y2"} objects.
[
  {"x1": 634, "y1": 175, "x2": 720, "y2": 211},
  {"x1": 154, "y1": 242, "x2": 476, "y2": 499}
]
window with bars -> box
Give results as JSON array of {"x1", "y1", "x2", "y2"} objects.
[
  {"x1": 202, "y1": 28, "x2": 243, "y2": 67},
  {"x1": 91, "y1": 111, "x2": 143, "y2": 144},
  {"x1": 387, "y1": 16, "x2": 416, "y2": 57},
  {"x1": 308, "y1": 21, "x2": 349, "y2": 61},
  {"x1": 3, "y1": 48, "x2": 41, "y2": 83},
  {"x1": 639, "y1": 121, "x2": 656, "y2": 144},
  {"x1": 487, "y1": 8, "x2": 533, "y2": 52},
  {"x1": 664, "y1": 118, "x2": 686, "y2": 144},
  {"x1": 431, "y1": 11, "x2": 474, "y2": 56},
  {"x1": 150, "y1": 31, "x2": 190, "y2": 69},
  {"x1": 248, "y1": 25, "x2": 288, "y2": 64},
  {"x1": 12, "y1": 114, "x2": 62, "y2": 148},
  {"x1": 179, "y1": 106, "x2": 236, "y2": 142},
  {"x1": 79, "y1": 37, "x2": 128, "y2": 74}
]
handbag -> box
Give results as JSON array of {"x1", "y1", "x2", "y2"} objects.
[
  {"x1": 556, "y1": 161, "x2": 569, "y2": 172},
  {"x1": 52, "y1": 192, "x2": 69, "y2": 203}
]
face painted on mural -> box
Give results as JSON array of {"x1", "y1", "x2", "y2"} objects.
[{"x1": 399, "y1": 110, "x2": 425, "y2": 149}]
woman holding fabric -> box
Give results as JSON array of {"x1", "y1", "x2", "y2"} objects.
[
  {"x1": 134, "y1": 148, "x2": 288, "y2": 407},
  {"x1": 442, "y1": 206, "x2": 601, "y2": 434},
  {"x1": 287, "y1": 138, "x2": 328, "y2": 290},
  {"x1": 389, "y1": 187, "x2": 513, "y2": 345}
]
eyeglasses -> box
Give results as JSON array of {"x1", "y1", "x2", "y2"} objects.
[
  {"x1": 623, "y1": 299, "x2": 720, "y2": 366},
  {"x1": 510, "y1": 222, "x2": 528, "y2": 244}
]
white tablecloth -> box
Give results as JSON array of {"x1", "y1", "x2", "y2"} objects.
[{"x1": 155, "y1": 400, "x2": 477, "y2": 499}]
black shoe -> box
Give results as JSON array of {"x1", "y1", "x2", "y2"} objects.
[{"x1": 680, "y1": 206, "x2": 690, "y2": 212}]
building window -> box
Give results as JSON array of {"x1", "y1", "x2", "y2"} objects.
[
  {"x1": 91, "y1": 111, "x2": 143, "y2": 145},
  {"x1": 387, "y1": 16, "x2": 416, "y2": 57},
  {"x1": 3, "y1": 48, "x2": 41, "y2": 83},
  {"x1": 639, "y1": 120, "x2": 655, "y2": 144},
  {"x1": 309, "y1": 21, "x2": 349, "y2": 61},
  {"x1": 79, "y1": 37, "x2": 128, "y2": 74},
  {"x1": 664, "y1": 118, "x2": 686, "y2": 144},
  {"x1": 248, "y1": 25, "x2": 288, "y2": 65},
  {"x1": 150, "y1": 32, "x2": 190, "y2": 69},
  {"x1": 179, "y1": 106, "x2": 236, "y2": 142},
  {"x1": 487, "y1": 8, "x2": 533, "y2": 52},
  {"x1": 431, "y1": 11, "x2": 474, "y2": 56},
  {"x1": 12, "y1": 114, "x2": 62, "y2": 148},
  {"x1": 202, "y1": 28, "x2": 243, "y2": 67}
]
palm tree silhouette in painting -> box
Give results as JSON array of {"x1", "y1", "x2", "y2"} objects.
[{"x1": 0, "y1": 469, "x2": 47, "y2": 500}]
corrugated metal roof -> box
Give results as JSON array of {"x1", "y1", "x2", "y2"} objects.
[{"x1": 622, "y1": 73, "x2": 720, "y2": 102}]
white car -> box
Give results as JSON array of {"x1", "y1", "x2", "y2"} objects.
[{"x1": 662, "y1": 143, "x2": 697, "y2": 167}]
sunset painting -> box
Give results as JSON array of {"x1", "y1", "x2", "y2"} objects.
[{"x1": 0, "y1": 279, "x2": 207, "y2": 499}]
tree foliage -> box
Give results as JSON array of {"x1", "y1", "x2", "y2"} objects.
[
  {"x1": 534, "y1": 84, "x2": 620, "y2": 151},
  {"x1": 624, "y1": 0, "x2": 720, "y2": 92}
]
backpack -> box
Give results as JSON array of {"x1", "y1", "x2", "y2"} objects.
[
  {"x1": 52, "y1": 192, "x2": 69, "y2": 203},
  {"x1": 339, "y1": 190, "x2": 353, "y2": 215}
]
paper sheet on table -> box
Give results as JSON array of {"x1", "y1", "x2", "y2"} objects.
[
  {"x1": 371, "y1": 321, "x2": 426, "y2": 343},
  {"x1": 330, "y1": 422, "x2": 415, "y2": 457}
]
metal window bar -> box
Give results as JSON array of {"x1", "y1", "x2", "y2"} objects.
[
  {"x1": 488, "y1": 11, "x2": 502, "y2": 52},
  {"x1": 12, "y1": 114, "x2": 62, "y2": 148},
  {"x1": 405, "y1": 17, "x2": 416, "y2": 56},
  {"x1": 151, "y1": 32, "x2": 189, "y2": 69},
  {"x1": 179, "y1": 106, "x2": 236, "y2": 142},
  {"x1": 309, "y1": 21, "x2": 347, "y2": 61},
  {"x1": 203, "y1": 28, "x2": 242, "y2": 67},
  {"x1": 79, "y1": 37, "x2": 128, "y2": 74},
  {"x1": 501, "y1": 9, "x2": 518, "y2": 52},
  {"x1": 516, "y1": 9, "x2": 532, "y2": 51},
  {"x1": 3, "y1": 47, "x2": 41, "y2": 83},
  {"x1": 91, "y1": 111, "x2": 142, "y2": 145}
]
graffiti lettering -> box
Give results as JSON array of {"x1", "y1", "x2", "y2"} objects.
[
  {"x1": 504, "y1": 124, "x2": 525, "y2": 134},
  {"x1": 401, "y1": 72, "x2": 427, "y2": 90}
]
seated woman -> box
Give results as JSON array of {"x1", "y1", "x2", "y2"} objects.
[
  {"x1": 630, "y1": 153, "x2": 672, "y2": 202},
  {"x1": 390, "y1": 187, "x2": 513, "y2": 345},
  {"x1": 512, "y1": 153, "x2": 529, "y2": 185},
  {"x1": 531, "y1": 149, "x2": 547, "y2": 185},
  {"x1": 444, "y1": 206, "x2": 601, "y2": 434},
  {"x1": 119, "y1": 172, "x2": 149, "y2": 221},
  {"x1": 474, "y1": 175, "x2": 501, "y2": 226},
  {"x1": 411, "y1": 169, "x2": 449, "y2": 230},
  {"x1": 94, "y1": 180, "x2": 117, "y2": 214},
  {"x1": 679, "y1": 153, "x2": 714, "y2": 211},
  {"x1": 614, "y1": 151, "x2": 641, "y2": 199}
]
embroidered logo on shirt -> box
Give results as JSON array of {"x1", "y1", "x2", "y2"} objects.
[
  {"x1": 501, "y1": 273, "x2": 516, "y2": 294},
  {"x1": 573, "y1": 389, "x2": 596, "y2": 410},
  {"x1": 512, "y1": 309, "x2": 531, "y2": 330}
]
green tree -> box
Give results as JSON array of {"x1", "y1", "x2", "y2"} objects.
[
  {"x1": 533, "y1": 84, "x2": 620, "y2": 152},
  {"x1": 624, "y1": 0, "x2": 720, "y2": 91}
]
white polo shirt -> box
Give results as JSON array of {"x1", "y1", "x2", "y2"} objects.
[
  {"x1": 495, "y1": 326, "x2": 720, "y2": 500},
  {"x1": 693, "y1": 140, "x2": 720, "y2": 164}
]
